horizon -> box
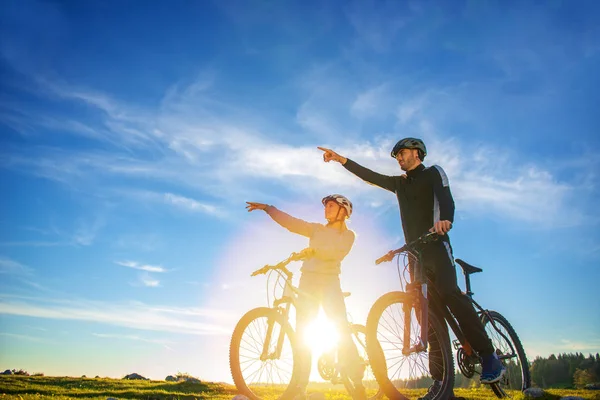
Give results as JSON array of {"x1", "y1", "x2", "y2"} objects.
[{"x1": 1, "y1": 0, "x2": 599, "y2": 383}]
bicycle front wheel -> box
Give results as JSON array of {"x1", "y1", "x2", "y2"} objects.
[
  {"x1": 366, "y1": 291, "x2": 454, "y2": 400},
  {"x1": 229, "y1": 307, "x2": 299, "y2": 400},
  {"x1": 482, "y1": 310, "x2": 531, "y2": 397}
]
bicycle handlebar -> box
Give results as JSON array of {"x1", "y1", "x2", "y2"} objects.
[
  {"x1": 250, "y1": 251, "x2": 306, "y2": 278},
  {"x1": 375, "y1": 231, "x2": 439, "y2": 265}
]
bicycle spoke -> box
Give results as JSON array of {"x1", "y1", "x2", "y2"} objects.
[
  {"x1": 240, "y1": 360, "x2": 259, "y2": 378},
  {"x1": 245, "y1": 320, "x2": 265, "y2": 354},
  {"x1": 389, "y1": 355, "x2": 410, "y2": 380},
  {"x1": 245, "y1": 363, "x2": 263, "y2": 383},
  {"x1": 378, "y1": 329, "x2": 406, "y2": 353},
  {"x1": 240, "y1": 327, "x2": 265, "y2": 354},
  {"x1": 413, "y1": 353, "x2": 429, "y2": 376},
  {"x1": 241, "y1": 333, "x2": 260, "y2": 355},
  {"x1": 392, "y1": 302, "x2": 407, "y2": 339},
  {"x1": 483, "y1": 312, "x2": 529, "y2": 393},
  {"x1": 275, "y1": 360, "x2": 283, "y2": 382},
  {"x1": 372, "y1": 296, "x2": 454, "y2": 393},
  {"x1": 236, "y1": 314, "x2": 294, "y2": 387},
  {"x1": 382, "y1": 305, "x2": 403, "y2": 342}
]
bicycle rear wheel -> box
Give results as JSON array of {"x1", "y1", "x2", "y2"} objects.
[
  {"x1": 348, "y1": 324, "x2": 383, "y2": 399},
  {"x1": 481, "y1": 311, "x2": 530, "y2": 398},
  {"x1": 229, "y1": 307, "x2": 299, "y2": 400},
  {"x1": 366, "y1": 291, "x2": 454, "y2": 400}
]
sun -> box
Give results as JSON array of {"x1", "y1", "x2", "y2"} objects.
[{"x1": 302, "y1": 309, "x2": 340, "y2": 356}]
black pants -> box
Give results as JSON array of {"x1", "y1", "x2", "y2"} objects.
[
  {"x1": 295, "y1": 272, "x2": 363, "y2": 388},
  {"x1": 421, "y1": 240, "x2": 494, "y2": 380}
]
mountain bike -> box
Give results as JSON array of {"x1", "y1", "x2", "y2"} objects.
[
  {"x1": 229, "y1": 251, "x2": 383, "y2": 400},
  {"x1": 365, "y1": 232, "x2": 530, "y2": 399}
]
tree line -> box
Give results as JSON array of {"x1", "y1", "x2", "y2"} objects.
[
  {"x1": 529, "y1": 352, "x2": 600, "y2": 388},
  {"x1": 453, "y1": 352, "x2": 600, "y2": 389}
]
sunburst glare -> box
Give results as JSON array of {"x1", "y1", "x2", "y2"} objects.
[{"x1": 303, "y1": 310, "x2": 340, "y2": 356}]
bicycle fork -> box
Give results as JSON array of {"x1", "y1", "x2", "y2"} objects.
[
  {"x1": 402, "y1": 284, "x2": 429, "y2": 355},
  {"x1": 260, "y1": 304, "x2": 291, "y2": 361}
]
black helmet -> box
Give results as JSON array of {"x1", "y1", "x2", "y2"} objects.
[{"x1": 391, "y1": 137, "x2": 427, "y2": 160}]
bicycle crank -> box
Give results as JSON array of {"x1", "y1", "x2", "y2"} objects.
[{"x1": 457, "y1": 347, "x2": 477, "y2": 378}]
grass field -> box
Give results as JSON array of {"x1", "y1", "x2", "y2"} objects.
[{"x1": 1, "y1": 376, "x2": 599, "y2": 400}]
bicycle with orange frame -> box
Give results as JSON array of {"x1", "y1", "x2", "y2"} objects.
[{"x1": 365, "y1": 232, "x2": 530, "y2": 399}]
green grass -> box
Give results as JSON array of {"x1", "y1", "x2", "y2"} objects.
[
  {"x1": 1, "y1": 376, "x2": 599, "y2": 399},
  {"x1": 0, "y1": 375, "x2": 236, "y2": 400}
]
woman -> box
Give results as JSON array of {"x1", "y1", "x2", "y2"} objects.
[{"x1": 246, "y1": 194, "x2": 366, "y2": 399}]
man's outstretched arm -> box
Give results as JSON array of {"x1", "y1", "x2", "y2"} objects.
[{"x1": 318, "y1": 146, "x2": 397, "y2": 193}]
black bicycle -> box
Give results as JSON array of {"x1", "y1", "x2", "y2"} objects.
[{"x1": 365, "y1": 232, "x2": 530, "y2": 399}]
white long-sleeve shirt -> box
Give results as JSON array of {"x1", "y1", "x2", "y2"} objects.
[{"x1": 265, "y1": 206, "x2": 355, "y2": 275}]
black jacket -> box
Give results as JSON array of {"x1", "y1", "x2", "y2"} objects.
[{"x1": 344, "y1": 160, "x2": 455, "y2": 243}]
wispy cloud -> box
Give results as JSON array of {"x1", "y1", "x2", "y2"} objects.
[
  {"x1": 164, "y1": 193, "x2": 220, "y2": 215},
  {"x1": 139, "y1": 273, "x2": 160, "y2": 288},
  {"x1": 414, "y1": 138, "x2": 584, "y2": 226},
  {"x1": 296, "y1": 100, "x2": 342, "y2": 139},
  {"x1": 350, "y1": 84, "x2": 389, "y2": 118},
  {"x1": 0, "y1": 257, "x2": 55, "y2": 294},
  {"x1": 92, "y1": 332, "x2": 173, "y2": 345},
  {"x1": 35, "y1": 79, "x2": 162, "y2": 151},
  {"x1": 0, "y1": 241, "x2": 67, "y2": 247},
  {"x1": 454, "y1": 164, "x2": 575, "y2": 224},
  {"x1": 0, "y1": 332, "x2": 46, "y2": 342},
  {"x1": 0, "y1": 295, "x2": 234, "y2": 336},
  {"x1": 112, "y1": 233, "x2": 163, "y2": 252},
  {"x1": 72, "y1": 216, "x2": 105, "y2": 246},
  {"x1": 0, "y1": 216, "x2": 106, "y2": 248},
  {"x1": 344, "y1": 1, "x2": 411, "y2": 53},
  {"x1": 0, "y1": 36, "x2": 596, "y2": 229},
  {"x1": 115, "y1": 261, "x2": 166, "y2": 273},
  {"x1": 116, "y1": 261, "x2": 164, "y2": 288},
  {"x1": 0, "y1": 257, "x2": 33, "y2": 275},
  {"x1": 113, "y1": 189, "x2": 225, "y2": 218},
  {"x1": 396, "y1": 94, "x2": 428, "y2": 124}
]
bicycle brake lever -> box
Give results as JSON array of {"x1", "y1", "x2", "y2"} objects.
[
  {"x1": 375, "y1": 250, "x2": 396, "y2": 265},
  {"x1": 251, "y1": 265, "x2": 270, "y2": 277}
]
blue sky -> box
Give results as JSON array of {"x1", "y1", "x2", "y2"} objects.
[{"x1": 1, "y1": 0, "x2": 599, "y2": 383}]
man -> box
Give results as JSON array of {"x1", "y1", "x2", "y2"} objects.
[{"x1": 318, "y1": 138, "x2": 505, "y2": 399}]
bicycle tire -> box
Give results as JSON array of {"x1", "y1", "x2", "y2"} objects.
[
  {"x1": 366, "y1": 291, "x2": 454, "y2": 400},
  {"x1": 481, "y1": 310, "x2": 531, "y2": 397},
  {"x1": 229, "y1": 307, "x2": 299, "y2": 400}
]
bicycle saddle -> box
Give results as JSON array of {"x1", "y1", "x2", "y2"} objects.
[{"x1": 455, "y1": 259, "x2": 483, "y2": 275}]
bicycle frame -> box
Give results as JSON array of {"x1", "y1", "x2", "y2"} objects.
[
  {"x1": 378, "y1": 232, "x2": 516, "y2": 361},
  {"x1": 252, "y1": 254, "x2": 300, "y2": 361},
  {"x1": 377, "y1": 233, "x2": 434, "y2": 357},
  {"x1": 250, "y1": 253, "x2": 366, "y2": 382},
  {"x1": 402, "y1": 282, "x2": 429, "y2": 355},
  {"x1": 428, "y1": 274, "x2": 518, "y2": 362}
]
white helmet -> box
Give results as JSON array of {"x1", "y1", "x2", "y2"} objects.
[{"x1": 321, "y1": 194, "x2": 353, "y2": 218}]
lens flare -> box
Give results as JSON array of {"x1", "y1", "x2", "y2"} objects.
[{"x1": 303, "y1": 310, "x2": 340, "y2": 356}]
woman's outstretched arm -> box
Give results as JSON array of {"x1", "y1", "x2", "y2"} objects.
[{"x1": 246, "y1": 202, "x2": 316, "y2": 238}]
